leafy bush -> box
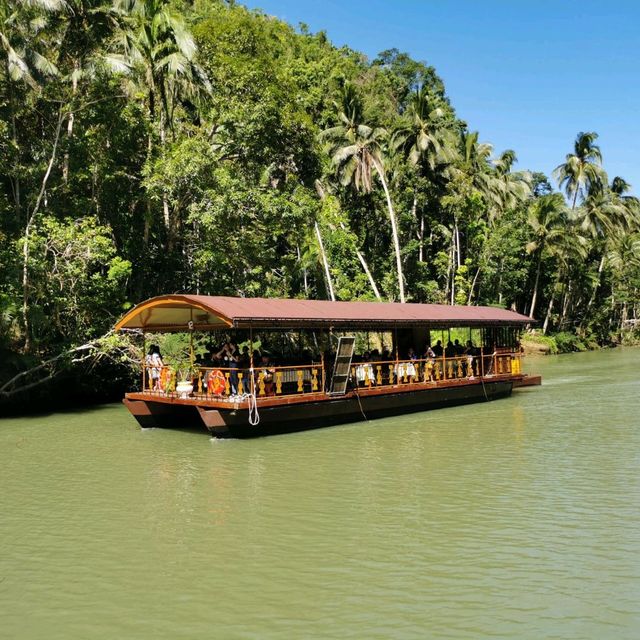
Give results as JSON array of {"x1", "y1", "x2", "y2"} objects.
[{"x1": 522, "y1": 332, "x2": 558, "y2": 354}]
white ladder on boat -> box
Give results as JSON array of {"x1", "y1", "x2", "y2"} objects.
[{"x1": 328, "y1": 336, "x2": 356, "y2": 395}]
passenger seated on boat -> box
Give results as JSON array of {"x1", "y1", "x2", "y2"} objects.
[
  {"x1": 424, "y1": 345, "x2": 436, "y2": 381},
  {"x1": 432, "y1": 340, "x2": 443, "y2": 357},
  {"x1": 259, "y1": 354, "x2": 276, "y2": 395},
  {"x1": 215, "y1": 341, "x2": 239, "y2": 394},
  {"x1": 355, "y1": 351, "x2": 375, "y2": 385},
  {"x1": 381, "y1": 346, "x2": 391, "y2": 362},
  {"x1": 454, "y1": 339, "x2": 464, "y2": 356},
  {"x1": 396, "y1": 348, "x2": 417, "y2": 381}
]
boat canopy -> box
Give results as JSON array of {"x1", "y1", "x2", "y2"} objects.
[{"x1": 115, "y1": 295, "x2": 534, "y2": 332}]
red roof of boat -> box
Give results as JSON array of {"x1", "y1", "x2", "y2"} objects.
[{"x1": 115, "y1": 295, "x2": 534, "y2": 331}]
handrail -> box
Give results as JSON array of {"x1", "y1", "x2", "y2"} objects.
[
  {"x1": 190, "y1": 364, "x2": 323, "y2": 399},
  {"x1": 350, "y1": 352, "x2": 524, "y2": 388},
  {"x1": 140, "y1": 353, "x2": 525, "y2": 398}
]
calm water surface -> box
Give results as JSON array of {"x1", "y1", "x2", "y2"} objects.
[{"x1": 1, "y1": 348, "x2": 639, "y2": 639}]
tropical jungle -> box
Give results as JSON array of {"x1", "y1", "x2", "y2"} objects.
[{"x1": 1, "y1": 0, "x2": 639, "y2": 408}]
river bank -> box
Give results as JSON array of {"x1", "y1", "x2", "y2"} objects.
[{"x1": 522, "y1": 329, "x2": 640, "y2": 355}]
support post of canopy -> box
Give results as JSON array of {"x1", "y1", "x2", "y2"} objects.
[
  {"x1": 249, "y1": 324, "x2": 255, "y2": 396},
  {"x1": 189, "y1": 309, "x2": 194, "y2": 377},
  {"x1": 141, "y1": 332, "x2": 146, "y2": 392}
]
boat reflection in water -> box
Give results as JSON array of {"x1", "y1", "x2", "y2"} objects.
[{"x1": 115, "y1": 295, "x2": 541, "y2": 438}]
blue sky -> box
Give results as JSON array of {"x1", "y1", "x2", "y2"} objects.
[{"x1": 241, "y1": 0, "x2": 640, "y2": 194}]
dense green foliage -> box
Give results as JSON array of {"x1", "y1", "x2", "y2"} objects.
[{"x1": 1, "y1": 0, "x2": 639, "y2": 401}]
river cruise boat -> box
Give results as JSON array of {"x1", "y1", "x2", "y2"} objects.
[{"x1": 116, "y1": 295, "x2": 541, "y2": 438}]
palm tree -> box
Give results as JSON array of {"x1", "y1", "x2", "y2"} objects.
[
  {"x1": 607, "y1": 232, "x2": 640, "y2": 331},
  {"x1": 57, "y1": 0, "x2": 118, "y2": 182},
  {"x1": 321, "y1": 83, "x2": 406, "y2": 302},
  {"x1": 541, "y1": 224, "x2": 589, "y2": 334},
  {"x1": 392, "y1": 86, "x2": 456, "y2": 173},
  {"x1": 610, "y1": 176, "x2": 640, "y2": 230},
  {"x1": 578, "y1": 183, "x2": 629, "y2": 325},
  {"x1": 108, "y1": 0, "x2": 211, "y2": 128},
  {"x1": 453, "y1": 135, "x2": 526, "y2": 305},
  {"x1": 554, "y1": 131, "x2": 606, "y2": 209},
  {"x1": 525, "y1": 193, "x2": 567, "y2": 319},
  {"x1": 314, "y1": 180, "x2": 381, "y2": 300},
  {"x1": 493, "y1": 149, "x2": 531, "y2": 221},
  {"x1": 106, "y1": 0, "x2": 211, "y2": 240},
  {"x1": 0, "y1": 0, "x2": 61, "y2": 88},
  {"x1": 2, "y1": 0, "x2": 64, "y2": 351},
  {"x1": 1, "y1": 0, "x2": 61, "y2": 219},
  {"x1": 444, "y1": 131, "x2": 492, "y2": 300},
  {"x1": 392, "y1": 86, "x2": 457, "y2": 264},
  {"x1": 458, "y1": 131, "x2": 498, "y2": 200}
]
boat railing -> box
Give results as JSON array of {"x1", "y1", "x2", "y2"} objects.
[
  {"x1": 141, "y1": 352, "x2": 523, "y2": 399},
  {"x1": 141, "y1": 363, "x2": 325, "y2": 399},
  {"x1": 350, "y1": 351, "x2": 523, "y2": 389}
]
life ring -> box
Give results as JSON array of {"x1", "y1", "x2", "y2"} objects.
[{"x1": 207, "y1": 369, "x2": 226, "y2": 395}]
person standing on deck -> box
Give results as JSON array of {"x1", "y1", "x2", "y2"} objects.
[
  {"x1": 146, "y1": 345, "x2": 164, "y2": 391},
  {"x1": 464, "y1": 340, "x2": 476, "y2": 378}
]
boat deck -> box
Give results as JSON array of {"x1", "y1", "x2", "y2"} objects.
[{"x1": 125, "y1": 371, "x2": 540, "y2": 411}]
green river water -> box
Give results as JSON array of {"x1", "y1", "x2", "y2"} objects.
[{"x1": 1, "y1": 348, "x2": 639, "y2": 639}]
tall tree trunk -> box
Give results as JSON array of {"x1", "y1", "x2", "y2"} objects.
[
  {"x1": 620, "y1": 301, "x2": 628, "y2": 333},
  {"x1": 419, "y1": 211, "x2": 425, "y2": 263},
  {"x1": 297, "y1": 244, "x2": 309, "y2": 295},
  {"x1": 444, "y1": 239, "x2": 452, "y2": 303},
  {"x1": 529, "y1": 252, "x2": 543, "y2": 319},
  {"x1": 467, "y1": 266, "x2": 481, "y2": 304},
  {"x1": 449, "y1": 239, "x2": 455, "y2": 305},
  {"x1": 560, "y1": 280, "x2": 572, "y2": 329},
  {"x1": 542, "y1": 272, "x2": 562, "y2": 334},
  {"x1": 143, "y1": 78, "x2": 157, "y2": 249},
  {"x1": 159, "y1": 114, "x2": 172, "y2": 249},
  {"x1": 22, "y1": 110, "x2": 65, "y2": 352},
  {"x1": 542, "y1": 294, "x2": 554, "y2": 334},
  {"x1": 410, "y1": 193, "x2": 425, "y2": 263},
  {"x1": 356, "y1": 246, "x2": 382, "y2": 301},
  {"x1": 9, "y1": 83, "x2": 21, "y2": 220},
  {"x1": 582, "y1": 253, "x2": 605, "y2": 327},
  {"x1": 372, "y1": 159, "x2": 405, "y2": 303},
  {"x1": 336, "y1": 222, "x2": 381, "y2": 300},
  {"x1": 314, "y1": 181, "x2": 380, "y2": 300},
  {"x1": 62, "y1": 61, "x2": 79, "y2": 183},
  {"x1": 571, "y1": 189, "x2": 579, "y2": 210},
  {"x1": 315, "y1": 222, "x2": 335, "y2": 301}
]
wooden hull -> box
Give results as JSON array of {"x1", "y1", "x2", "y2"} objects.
[
  {"x1": 124, "y1": 379, "x2": 514, "y2": 438},
  {"x1": 512, "y1": 374, "x2": 542, "y2": 388}
]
